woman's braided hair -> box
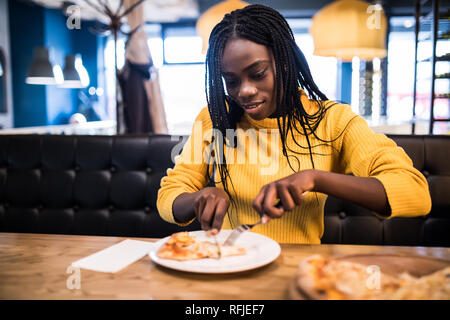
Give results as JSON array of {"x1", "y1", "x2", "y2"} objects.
[{"x1": 204, "y1": 4, "x2": 337, "y2": 225}]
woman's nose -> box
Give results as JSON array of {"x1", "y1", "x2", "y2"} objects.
[{"x1": 238, "y1": 80, "x2": 257, "y2": 100}]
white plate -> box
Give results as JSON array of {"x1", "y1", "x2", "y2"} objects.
[{"x1": 149, "y1": 230, "x2": 281, "y2": 274}]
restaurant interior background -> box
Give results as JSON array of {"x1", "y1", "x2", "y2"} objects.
[
  {"x1": 0, "y1": 0, "x2": 448, "y2": 136},
  {"x1": 1, "y1": 0, "x2": 450, "y2": 302}
]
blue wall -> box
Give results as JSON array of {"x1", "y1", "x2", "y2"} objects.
[
  {"x1": 336, "y1": 61, "x2": 352, "y2": 105},
  {"x1": 9, "y1": 0, "x2": 102, "y2": 127},
  {"x1": 9, "y1": 0, "x2": 47, "y2": 127},
  {"x1": 72, "y1": 22, "x2": 100, "y2": 90},
  {"x1": 44, "y1": 8, "x2": 76, "y2": 125}
]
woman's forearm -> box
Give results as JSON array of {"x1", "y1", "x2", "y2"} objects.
[{"x1": 313, "y1": 170, "x2": 391, "y2": 216}]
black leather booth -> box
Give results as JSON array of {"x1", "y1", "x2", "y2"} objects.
[{"x1": 0, "y1": 134, "x2": 448, "y2": 247}]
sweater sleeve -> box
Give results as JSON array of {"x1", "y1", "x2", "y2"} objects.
[
  {"x1": 156, "y1": 107, "x2": 213, "y2": 225},
  {"x1": 331, "y1": 104, "x2": 431, "y2": 219}
]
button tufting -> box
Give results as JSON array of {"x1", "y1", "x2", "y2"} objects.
[
  {"x1": 110, "y1": 166, "x2": 116, "y2": 173},
  {"x1": 422, "y1": 170, "x2": 430, "y2": 178},
  {"x1": 338, "y1": 211, "x2": 347, "y2": 219},
  {"x1": 108, "y1": 205, "x2": 115, "y2": 211},
  {"x1": 146, "y1": 167, "x2": 153, "y2": 174},
  {"x1": 144, "y1": 206, "x2": 151, "y2": 213}
]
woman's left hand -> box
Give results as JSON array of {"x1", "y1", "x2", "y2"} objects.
[{"x1": 252, "y1": 169, "x2": 316, "y2": 219}]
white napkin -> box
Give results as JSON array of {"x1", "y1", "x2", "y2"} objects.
[{"x1": 72, "y1": 239, "x2": 157, "y2": 273}]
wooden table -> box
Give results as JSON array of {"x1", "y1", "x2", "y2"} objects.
[{"x1": 0, "y1": 232, "x2": 449, "y2": 300}]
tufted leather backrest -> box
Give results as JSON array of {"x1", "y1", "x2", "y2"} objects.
[
  {"x1": 322, "y1": 135, "x2": 450, "y2": 247},
  {"x1": 0, "y1": 135, "x2": 201, "y2": 238},
  {"x1": 0, "y1": 134, "x2": 448, "y2": 246}
]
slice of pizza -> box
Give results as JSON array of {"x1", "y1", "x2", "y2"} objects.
[
  {"x1": 295, "y1": 255, "x2": 400, "y2": 300},
  {"x1": 390, "y1": 266, "x2": 450, "y2": 299},
  {"x1": 295, "y1": 254, "x2": 374, "y2": 300},
  {"x1": 157, "y1": 232, "x2": 246, "y2": 261},
  {"x1": 295, "y1": 255, "x2": 450, "y2": 300}
]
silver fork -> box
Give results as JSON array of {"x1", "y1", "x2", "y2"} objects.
[
  {"x1": 222, "y1": 191, "x2": 309, "y2": 246},
  {"x1": 223, "y1": 219, "x2": 266, "y2": 246}
]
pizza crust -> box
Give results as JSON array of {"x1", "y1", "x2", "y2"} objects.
[
  {"x1": 157, "y1": 232, "x2": 246, "y2": 261},
  {"x1": 295, "y1": 255, "x2": 343, "y2": 300}
]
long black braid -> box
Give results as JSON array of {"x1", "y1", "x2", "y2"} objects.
[{"x1": 204, "y1": 4, "x2": 343, "y2": 226}]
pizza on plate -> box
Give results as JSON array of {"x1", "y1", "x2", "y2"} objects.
[
  {"x1": 295, "y1": 254, "x2": 450, "y2": 300},
  {"x1": 157, "y1": 232, "x2": 246, "y2": 261}
]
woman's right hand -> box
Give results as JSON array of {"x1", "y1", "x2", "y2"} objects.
[{"x1": 193, "y1": 187, "x2": 230, "y2": 235}]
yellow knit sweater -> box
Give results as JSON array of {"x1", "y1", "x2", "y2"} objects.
[{"x1": 157, "y1": 90, "x2": 431, "y2": 244}]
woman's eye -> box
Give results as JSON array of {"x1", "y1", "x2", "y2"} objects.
[
  {"x1": 225, "y1": 79, "x2": 238, "y2": 88},
  {"x1": 252, "y1": 70, "x2": 267, "y2": 79}
]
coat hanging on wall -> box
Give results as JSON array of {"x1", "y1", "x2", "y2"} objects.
[{"x1": 120, "y1": 0, "x2": 167, "y2": 134}]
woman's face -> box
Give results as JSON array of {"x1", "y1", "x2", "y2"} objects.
[{"x1": 221, "y1": 38, "x2": 277, "y2": 120}]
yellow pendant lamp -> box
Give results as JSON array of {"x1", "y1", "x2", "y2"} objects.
[
  {"x1": 196, "y1": 0, "x2": 249, "y2": 54},
  {"x1": 310, "y1": 0, "x2": 387, "y2": 61}
]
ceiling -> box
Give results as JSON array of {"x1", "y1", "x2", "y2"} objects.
[
  {"x1": 197, "y1": 0, "x2": 423, "y2": 17},
  {"x1": 27, "y1": 0, "x2": 434, "y2": 23},
  {"x1": 29, "y1": 0, "x2": 200, "y2": 23}
]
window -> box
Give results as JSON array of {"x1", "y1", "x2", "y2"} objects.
[
  {"x1": 104, "y1": 19, "x2": 339, "y2": 135},
  {"x1": 159, "y1": 64, "x2": 206, "y2": 135},
  {"x1": 104, "y1": 36, "x2": 125, "y2": 121},
  {"x1": 387, "y1": 16, "x2": 450, "y2": 134},
  {"x1": 104, "y1": 24, "x2": 207, "y2": 135},
  {"x1": 289, "y1": 19, "x2": 338, "y2": 101},
  {"x1": 162, "y1": 25, "x2": 205, "y2": 64},
  {"x1": 147, "y1": 24, "x2": 164, "y2": 67}
]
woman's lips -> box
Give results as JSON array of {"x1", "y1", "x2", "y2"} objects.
[{"x1": 241, "y1": 101, "x2": 264, "y2": 113}]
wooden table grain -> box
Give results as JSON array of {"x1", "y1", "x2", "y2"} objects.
[{"x1": 0, "y1": 232, "x2": 449, "y2": 300}]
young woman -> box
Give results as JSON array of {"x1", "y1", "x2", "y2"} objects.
[{"x1": 156, "y1": 4, "x2": 431, "y2": 244}]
